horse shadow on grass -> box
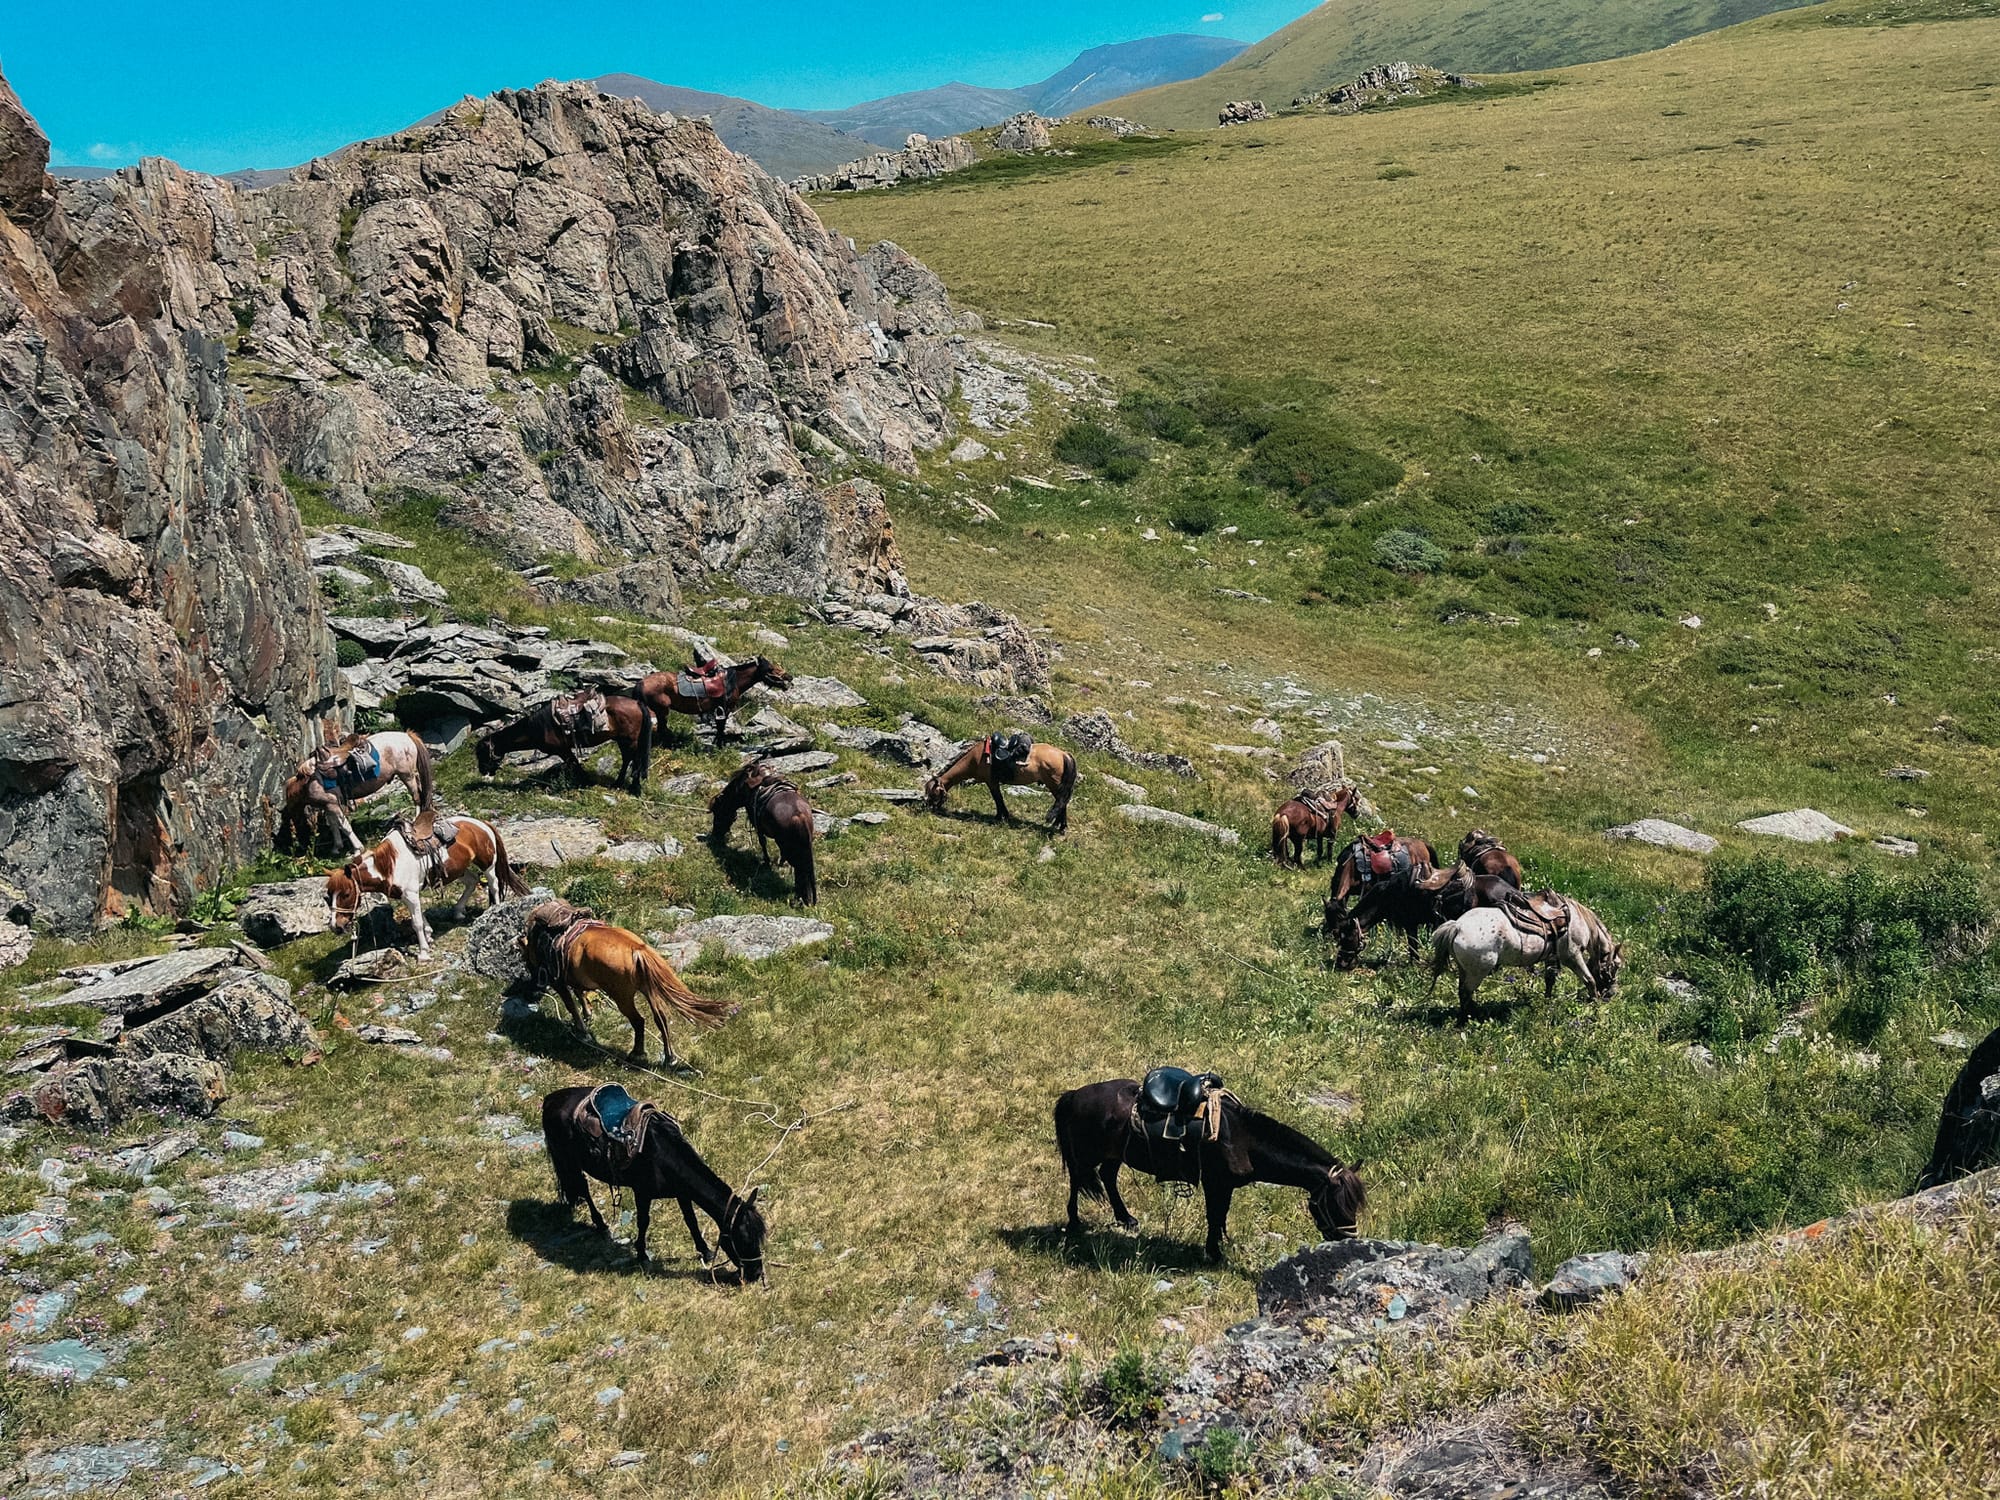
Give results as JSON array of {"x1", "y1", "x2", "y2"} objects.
[
  {"x1": 703, "y1": 835, "x2": 809, "y2": 904},
  {"x1": 995, "y1": 1223, "x2": 1230, "y2": 1277},
  {"x1": 503, "y1": 1198, "x2": 743, "y2": 1283},
  {"x1": 492, "y1": 984, "x2": 674, "y2": 1074}
]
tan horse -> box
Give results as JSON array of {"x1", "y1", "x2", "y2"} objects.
[
  {"x1": 924, "y1": 736, "x2": 1077, "y2": 833},
  {"x1": 325, "y1": 814, "x2": 525, "y2": 959},
  {"x1": 521, "y1": 910, "x2": 735, "y2": 1067}
]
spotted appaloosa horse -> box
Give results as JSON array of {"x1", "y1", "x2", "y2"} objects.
[{"x1": 324, "y1": 815, "x2": 525, "y2": 959}]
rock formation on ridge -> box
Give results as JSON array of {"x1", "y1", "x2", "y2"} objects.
[{"x1": 0, "y1": 73, "x2": 339, "y2": 935}]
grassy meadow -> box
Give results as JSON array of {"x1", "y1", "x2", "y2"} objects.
[{"x1": 3, "y1": 5, "x2": 1999, "y2": 1497}]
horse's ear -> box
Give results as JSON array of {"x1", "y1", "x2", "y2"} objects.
[{"x1": 745, "y1": 1185, "x2": 762, "y2": 1207}]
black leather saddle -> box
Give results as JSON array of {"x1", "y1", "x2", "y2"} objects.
[
  {"x1": 989, "y1": 731, "x2": 1033, "y2": 772},
  {"x1": 1137, "y1": 1066, "x2": 1226, "y2": 1144}
]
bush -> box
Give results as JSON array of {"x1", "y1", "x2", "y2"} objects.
[
  {"x1": 1241, "y1": 418, "x2": 1401, "y2": 514},
  {"x1": 1486, "y1": 498, "x2": 1554, "y2": 535},
  {"x1": 1192, "y1": 1426, "x2": 1252, "y2": 1488},
  {"x1": 1373, "y1": 528, "x2": 1449, "y2": 574},
  {"x1": 1378, "y1": 164, "x2": 1418, "y2": 180},
  {"x1": 1055, "y1": 420, "x2": 1147, "y2": 482},
  {"x1": 1100, "y1": 1347, "x2": 1169, "y2": 1425},
  {"x1": 335, "y1": 638, "x2": 366, "y2": 669},
  {"x1": 1167, "y1": 495, "x2": 1220, "y2": 535},
  {"x1": 1119, "y1": 391, "x2": 1204, "y2": 445}
]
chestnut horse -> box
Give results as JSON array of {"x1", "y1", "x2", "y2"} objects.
[
  {"x1": 324, "y1": 814, "x2": 525, "y2": 959},
  {"x1": 1270, "y1": 786, "x2": 1360, "y2": 868},
  {"x1": 541, "y1": 1085, "x2": 766, "y2": 1277},
  {"x1": 522, "y1": 907, "x2": 734, "y2": 1066},
  {"x1": 281, "y1": 730, "x2": 434, "y2": 853},
  {"x1": 1320, "y1": 834, "x2": 1439, "y2": 968},
  {"x1": 475, "y1": 688, "x2": 654, "y2": 792},
  {"x1": 636, "y1": 656, "x2": 792, "y2": 746},
  {"x1": 1457, "y1": 829, "x2": 1525, "y2": 888},
  {"x1": 924, "y1": 737, "x2": 1077, "y2": 834},
  {"x1": 709, "y1": 763, "x2": 818, "y2": 905},
  {"x1": 1054, "y1": 1079, "x2": 1365, "y2": 1261}
]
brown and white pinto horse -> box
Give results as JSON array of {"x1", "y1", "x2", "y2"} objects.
[
  {"x1": 636, "y1": 656, "x2": 792, "y2": 747},
  {"x1": 924, "y1": 737, "x2": 1078, "y2": 834},
  {"x1": 282, "y1": 731, "x2": 434, "y2": 854},
  {"x1": 1270, "y1": 786, "x2": 1360, "y2": 868},
  {"x1": 325, "y1": 815, "x2": 526, "y2": 959}
]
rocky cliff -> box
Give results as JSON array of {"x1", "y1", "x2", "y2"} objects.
[
  {"x1": 206, "y1": 81, "x2": 968, "y2": 601},
  {"x1": 0, "y1": 74, "x2": 339, "y2": 935}
]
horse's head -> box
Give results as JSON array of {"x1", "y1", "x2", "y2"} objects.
[
  {"x1": 324, "y1": 865, "x2": 364, "y2": 932},
  {"x1": 474, "y1": 733, "x2": 501, "y2": 776},
  {"x1": 755, "y1": 657, "x2": 792, "y2": 693},
  {"x1": 1309, "y1": 1162, "x2": 1367, "y2": 1241},
  {"x1": 922, "y1": 773, "x2": 947, "y2": 811},
  {"x1": 722, "y1": 1185, "x2": 767, "y2": 1282},
  {"x1": 1590, "y1": 940, "x2": 1626, "y2": 998},
  {"x1": 709, "y1": 766, "x2": 756, "y2": 836}
]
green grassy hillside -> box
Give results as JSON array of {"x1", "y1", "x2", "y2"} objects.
[{"x1": 1098, "y1": 0, "x2": 1830, "y2": 128}]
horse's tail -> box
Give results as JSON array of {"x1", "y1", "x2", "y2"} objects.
[
  {"x1": 491, "y1": 826, "x2": 529, "y2": 897},
  {"x1": 1057, "y1": 751, "x2": 1077, "y2": 806},
  {"x1": 790, "y1": 822, "x2": 818, "y2": 906},
  {"x1": 1271, "y1": 812, "x2": 1292, "y2": 864},
  {"x1": 1053, "y1": 1093, "x2": 1103, "y2": 1199},
  {"x1": 635, "y1": 697, "x2": 654, "y2": 785},
  {"x1": 413, "y1": 732, "x2": 436, "y2": 811},
  {"x1": 1428, "y1": 919, "x2": 1459, "y2": 994},
  {"x1": 633, "y1": 943, "x2": 734, "y2": 1034}
]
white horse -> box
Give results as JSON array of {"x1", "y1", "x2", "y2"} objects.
[
  {"x1": 282, "y1": 731, "x2": 435, "y2": 854},
  {"x1": 324, "y1": 815, "x2": 524, "y2": 959},
  {"x1": 1428, "y1": 896, "x2": 1573, "y2": 1019},
  {"x1": 1545, "y1": 897, "x2": 1625, "y2": 1002}
]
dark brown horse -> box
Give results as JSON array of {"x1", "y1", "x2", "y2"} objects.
[
  {"x1": 541, "y1": 1086, "x2": 766, "y2": 1278},
  {"x1": 1270, "y1": 786, "x2": 1360, "y2": 868},
  {"x1": 710, "y1": 763, "x2": 819, "y2": 905},
  {"x1": 1457, "y1": 829, "x2": 1525, "y2": 888},
  {"x1": 475, "y1": 688, "x2": 654, "y2": 792},
  {"x1": 1054, "y1": 1079, "x2": 1365, "y2": 1261},
  {"x1": 637, "y1": 656, "x2": 792, "y2": 746},
  {"x1": 1321, "y1": 834, "x2": 1439, "y2": 966}
]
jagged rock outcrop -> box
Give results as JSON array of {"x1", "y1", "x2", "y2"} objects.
[
  {"x1": 1083, "y1": 116, "x2": 1148, "y2": 137},
  {"x1": 792, "y1": 133, "x2": 979, "y2": 194},
  {"x1": 1293, "y1": 61, "x2": 1482, "y2": 113},
  {"x1": 142, "y1": 82, "x2": 968, "y2": 596},
  {"x1": 991, "y1": 114, "x2": 1054, "y2": 153},
  {"x1": 1218, "y1": 100, "x2": 1272, "y2": 126},
  {"x1": 0, "y1": 72, "x2": 339, "y2": 934}
]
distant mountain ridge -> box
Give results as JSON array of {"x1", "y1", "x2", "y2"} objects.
[
  {"x1": 590, "y1": 74, "x2": 875, "y2": 181},
  {"x1": 802, "y1": 33, "x2": 1248, "y2": 148}
]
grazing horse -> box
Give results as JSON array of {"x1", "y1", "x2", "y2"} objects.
[
  {"x1": 1428, "y1": 896, "x2": 1575, "y2": 1019},
  {"x1": 324, "y1": 814, "x2": 525, "y2": 959},
  {"x1": 281, "y1": 731, "x2": 434, "y2": 853},
  {"x1": 475, "y1": 689, "x2": 654, "y2": 792},
  {"x1": 1546, "y1": 897, "x2": 1625, "y2": 1001},
  {"x1": 541, "y1": 1085, "x2": 766, "y2": 1277},
  {"x1": 1321, "y1": 834, "x2": 1439, "y2": 968},
  {"x1": 520, "y1": 904, "x2": 733, "y2": 1066},
  {"x1": 1271, "y1": 785, "x2": 1360, "y2": 868},
  {"x1": 709, "y1": 763, "x2": 819, "y2": 905},
  {"x1": 924, "y1": 737, "x2": 1077, "y2": 834},
  {"x1": 636, "y1": 656, "x2": 792, "y2": 746},
  {"x1": 1458, "y1": 829, "x2": 1525, "y2": 888},
  {"x1": 1054, "y1": 1079, "x2": 1365, "y2": 1262}
]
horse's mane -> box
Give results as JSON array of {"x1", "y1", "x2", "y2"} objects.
[{"x1": 1227, "y1": 1100, "x2": 1337, "y2": 1166}]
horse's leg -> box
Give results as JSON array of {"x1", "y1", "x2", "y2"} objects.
[
  {"x1": 633, "y1": 1194, "x2": 652, "y2": 1265},
  {"x1": 1458, "y1": 967, "x2": 1481, "y2": 1022},
  {"x1": 333, "y1": 804, "x2": 363, "y2": 853},
  {"x1": 557, "y1": 979, "x2": 591, "y2": 1034},
  {"x1": 1202, "y1": 1176, "x2": 1235, "y2": 1263},
  {"x1": 987, "y1": 775, "x2": 1013, "y2": 823},
  {"x1": 451, "y1": 863, "x2": 479, "y2": 919},
  {"x1": 1066, "y1": 1177, "x2": 1084, "y2": 1236},
  {"x1": 757, "y1": 829, "x2": 771, "y2": 867},
  {"x1": 576, "y1": 1177, "x2": 609, "y2": 1234},
  {"x1": 1101, "y1": 1163, "x2": 1139, "y2": 1231},
  {"x1": 409, "y1": 887, "x2": 431, "y2": 959},
  {"x1": 559, "y1": 746, "x2": 586, "y2": 787},
  {"x1": 679, "y1": 1198, "x2": 713, "y2": 1264},
  {"x1": 626, "y1": 997, "x2": 647, "y2": 1063}
]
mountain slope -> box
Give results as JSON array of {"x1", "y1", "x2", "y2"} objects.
[
  {"x1": 1097, "y1": 0, "x2": 1814, "y2": 128},
  {"x1": 591, "y1": 72, "x2": 874, "y2": 179},
  {"x1": 804, "y1": 33, "x2": 1248, "y2": 148}
]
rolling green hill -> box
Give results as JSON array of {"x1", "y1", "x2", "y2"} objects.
[{"x1": 1097, "y1": 0, "x2": 1819, "y2": 128}]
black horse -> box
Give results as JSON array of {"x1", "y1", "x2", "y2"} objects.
[
  {"x1": 1320, "y1": 834, "x2": 1439, "y2": 969},
  {"x1": 541, "y1": 1086, "x2": 766, "y2": 1278},
  {"x1": 709, "y1": 762, "x2": 819, "y2": 905},
  {"x1": 1053, "y1": 1079, "x2": 1365, "y2": 1261}
]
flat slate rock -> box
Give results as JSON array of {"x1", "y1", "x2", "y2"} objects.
[
  {"x1": 1737, "y1": 808, "x2": 1856, "y2": 843},
  {"x1": 759, "y1": 750, "x2": 840, "y2": 776},
  {"x1": 52, "y1": 949, "x2": 236, "y2": 1015},
  {"x1": 9, "y1": 1338, "x2": 109, "y2": 1383},
  {"x1": 661, "y1": 916, "x2": 833, "y2": 966},
  {"x1": 1872, "y1": 835, "x2": 1920, "y2": 858},
  {"x1": 603, "y1": 837, "x2": 684, "y2": 863},
  {"x1": 1115, "y1": 804, "x2": 1240, "y2": 845},
  {"x1": 20, "y1": 1439, "x2": 164, "y2": 1495},
  {"x1": 864, "y1": 787, "x2": 926, "y2": 803},
  {"x1": 774, "y1": 675, "x2": 866, "y2": 710},
  {"x1": 1540, "y1": 1249, "x2": 1649, "y2": 1311},
  {"x1": 495, "y1": 818, "x2": 610, "y2": 866},
  {"x1": 1603, "y1": 818, "x2": 1718, "y2": 854},
  {"x1": 658, "y1": 773, "x2": 711, "y2": 797},
  {"x1": 1095, "y1": 773, "x2": 1148, "y2": 804}
]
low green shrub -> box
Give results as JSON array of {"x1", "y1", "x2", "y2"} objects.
[
  {"x1": 335, "y1": 638, "x2": 366, "y2": 669},
  {"x1": 1373, "y1": 528, "x2": 1449, "y2": 574},
  {"x1": 1056, "y1": 420, "x2": 1148, "y2": 482},
  {"x1": 1241, "y1": 418, "x2": 1402, "y2": 514}
]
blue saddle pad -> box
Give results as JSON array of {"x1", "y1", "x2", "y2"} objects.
[{"x1": 592, "y1": 1085, "x2": 638, "y2": 1136}]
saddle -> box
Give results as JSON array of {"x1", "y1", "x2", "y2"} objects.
[
  {"x1": 1460, "y1": 829, "x2": 1504, "y2": 864},
  {"x1": 566, "y1": 1083, "x2": 662, "y2": 1167},
  {"x1": 1498, "y1": 888, "x2": 1571, "y2": 943},
  {"x1": 523, "y1": 899, "x2": 603, "y2": 990},
  {"x1": 1136, "y1": 1066, "x2": 1228, "y2": 1145},
  {"x1": 749, "y1": 773, "x2": 800, "y2": 824},
  {"x1": 396, "y1": 808, "x2": 458, "y2": 865},
  {"x1": 987, "y1": 731, "x2": 1034, "y2": 775},
  {"x1": 551, "y1": 689, "x2": 611, "y2": 748},
  {"x1": 1358, "y1": 830, "x2": 1411, "y2": 884},
  {"x1": 677, "y1": 662, "x2": 732, "y2": 701},
  {"x1": 337, "y1": 741, "x2": 381, "y2": 791}
]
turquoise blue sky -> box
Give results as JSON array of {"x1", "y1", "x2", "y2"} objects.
[{"x1": 2, "y1": 2, "x2": 1307, "y2": 173}]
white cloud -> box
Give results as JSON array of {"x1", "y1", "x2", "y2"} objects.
[
  {"x1": 1202, "y1": 11, "x2": 1225, "y2": 20},
  {"x1": 85, "y1": 142, "x2": 126, "y2": 163}
]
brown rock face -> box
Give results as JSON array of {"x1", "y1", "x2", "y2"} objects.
[
  {"x1": 0, "y1": 72, "x2": 339, "y2": 935},
  {"x1": 188, "y1": 82, "x2": 967, "y2": 595}
]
